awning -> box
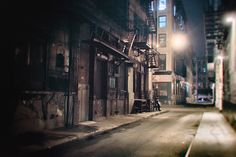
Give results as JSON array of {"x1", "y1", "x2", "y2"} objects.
[
  {"x1": 92, "y1": 38, "x2": 130, "y2": 60},
  {"x1": 133, "y1": 42, "x2": 151, "y2": 50}
]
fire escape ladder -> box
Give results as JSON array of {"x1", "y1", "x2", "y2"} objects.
[
  {"x1": 147, "y1": 50, "x2": 159, "y2": 69},
  {"x1": 127, "y1": 31, "x2": 137, "y2": 55},
  {"x1": 149, "y1": 54, "x2": 156, "y2": 68},
  {"x1": 147, "y1": 2, "x2": 156, "y2": 33}
]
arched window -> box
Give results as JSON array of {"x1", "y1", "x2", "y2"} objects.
[{"x1": 56, "y1": 53, "x2": 64, "y2": 68}]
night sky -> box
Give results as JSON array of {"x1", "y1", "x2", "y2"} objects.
[{"x1": 182, "y1": 0, "x2": 206, "y2": 58}]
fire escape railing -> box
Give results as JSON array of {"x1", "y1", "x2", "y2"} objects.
[{"x1": 147, "y1": 1, "x2": 157, "y2": 33}]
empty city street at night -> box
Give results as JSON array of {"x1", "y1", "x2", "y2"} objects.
[
  {"x1": 3, "y1": 0, "x2": 236, "y2": 157},
  {"x1": 24, "y1": 107, "x2": 230, "y2": 157}
]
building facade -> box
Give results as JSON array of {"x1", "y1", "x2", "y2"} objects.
[
  {"x1": 204, "y1": 0, "x2": 236, "y2": 109},
  {"x1": 8, "y1": 0, "x2": 158, "y2": 134},
  {"x1": 221, "y1": 2, "x2": 236, "y2": 104},
  {"x1": 152, "y1": 0, "x2": 193, "y2": 105},
  {"x1": 204, "y1": 0, "x2": 225, "y2": 104}
]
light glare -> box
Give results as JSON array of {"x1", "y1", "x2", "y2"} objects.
[{"x1": 172, "y1": 32, "x2": 189, "y2": 51}]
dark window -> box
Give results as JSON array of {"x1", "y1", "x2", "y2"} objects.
[
  {"x1": 56, "y1": 54, "x2": 64, "y2": 68},
  {"x1": 14, "y1": 39, "x2": 46, "y2": 90},
  {"x1": 158, "y1": 34, "x2": 166, "y2": 47},
  {"x1": 157, "y1": 82, "x2": 172, "y2": 101},
  {"x1": 109, "y1": 77, "x2": 116, "y2": 89},
  {"x1": 159, "y1": 54, "x2": 166, "y2": 70}
]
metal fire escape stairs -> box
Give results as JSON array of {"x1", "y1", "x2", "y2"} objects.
[
  {"x1": 146, "y1": 1, "x2": 159, "y2": 69},
  {"x1": 147, "y1": 1, "x2": 156, "y2": 34},
  {"x1": 127, "y1": 31, "x2": 137, "y2": 56},
  {"x1": 124, "y1": 0, "x2": 159, "y2": 69}
]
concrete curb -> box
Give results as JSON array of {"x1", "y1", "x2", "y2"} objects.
[
  {"x1": 184, "y1": 112, "x2": 204, "y2": 157},
  {"x1": 184, "y1": 111, "x2": 236, "y2": 157},
  {"x1": 47, "y1": 110, "x2": 169, "y2": 149}
]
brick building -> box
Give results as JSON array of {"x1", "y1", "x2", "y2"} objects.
[{"x1": 7, "y1": 0, "x2": 158, "y2": 134}]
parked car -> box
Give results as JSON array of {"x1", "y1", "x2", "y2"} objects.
[{"x1": 197, "y1": 97, "x2": 212, "y2": 103}]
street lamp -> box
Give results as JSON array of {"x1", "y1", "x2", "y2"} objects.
[
  {"x1": 223, "y1": 12, "x2": 236, "y2": 24},
  {"x1": 172, "y1": 32, "x2": 189, "y2": 52},
  {"x1": 171, "y1": 32, "x2": 190, "y2": 104}
]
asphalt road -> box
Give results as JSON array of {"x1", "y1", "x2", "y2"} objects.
[{"x1": 32, "y1": 108, "x2": 206, "y2": 157}]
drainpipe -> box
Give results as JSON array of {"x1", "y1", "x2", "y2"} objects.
[
  {"x1": 89, "y1": 47, "x2": 95, "y2": 120},
  {"x1": 66, "y1": 26, "x2": 74, "y2": 128}
]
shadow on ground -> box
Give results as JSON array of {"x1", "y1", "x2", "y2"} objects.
[{"x1": 222, "y1": 101, "x2": 236, "y2": 131}]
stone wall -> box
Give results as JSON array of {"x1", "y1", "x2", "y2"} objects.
[{"x1": 12, "y1": 92, "x2": 65, "y2": 135}]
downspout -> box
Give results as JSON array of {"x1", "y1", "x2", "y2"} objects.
[
  {"x1": 124, "y1": 62, "x2": 128, "y2": 114},
  {"x1": 66, "y1": 29, "x2": 73, "y2": 128},
  {"x1": 89, "y1": 41, "x2": 96, "y2": 120}
]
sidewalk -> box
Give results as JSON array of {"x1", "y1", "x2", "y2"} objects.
[
  {"x1": 15, "y1": 110, "x2": 168, "y2": 156},
  {"x1": 13, "y1": 108, "x2": 236, "y2": 157},
  {"x1": 187, "y1": 112, "x2": 236, "y2": 157}
]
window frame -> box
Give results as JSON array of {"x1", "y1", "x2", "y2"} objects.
[
  {"x1": 158, "y1": 0, "x2": 167, "y2": 11},
  {"x1": 158, "y1": 15, "x2": 167, "y2": 28},
  {"x1": 158, "y1": 33, "x2": 167, "y2": 47},
  {"x1": 158, "y1": 54, "x2": 166, "y2": 70}
]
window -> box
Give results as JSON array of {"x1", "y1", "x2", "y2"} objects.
[
  {"x1": 159, "y1": 54, "x2": 166, "y2": 70},
  {"x1": 14, "y1": 39, "x2": 47, "y2": 90},
  {"x1": 50, "y1": 29, "x2": 69, "y2": 73},
  {"x1": 56, "y1": 53, "x2": 65, "y2": 68},
  {"x1": 158, "y1": 0, "x2": 166, "y2": 11},
  {"x1": 109, "y1": 77, "x2": 116, "y2": 89},
  {"x1": 158, "y1": 34, "x2": 166, "y2": 47},
  {"x1": 158, "y1": 16, "x2": 167, "y2": 28},
  {"x1": 151, "y1": 1, "x2": 154, "y2": 11},
  {"x1": 173, "y1": 5, "x2": 176, "y2": 16}
]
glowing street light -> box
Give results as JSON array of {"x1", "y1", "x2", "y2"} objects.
[
  {"x1": 223, "y1": 12, "x2": 236, "y2": 24},
  {"x1": 226, "y1": 16, "x2": 234, "y2": 23},
  {"x1": 172, "y1": 32, "x2": 189, "y2": 51}
]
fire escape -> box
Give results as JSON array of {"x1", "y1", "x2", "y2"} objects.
[
  {"x1": 146, "y1": 0, "x2": 159, "y2": 69},
  {"x1": 121, "y1": 0, "x2": 159, "y2": 69}
]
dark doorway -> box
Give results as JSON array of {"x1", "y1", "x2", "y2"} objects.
[{"x1": 94, "y1": 58, "x2": 108, "y2": 117}]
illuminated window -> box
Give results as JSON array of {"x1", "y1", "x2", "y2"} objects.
[
  {"x1": 158, "y1": 34, "x2": 166, "y2": 47},
  {"x1": 151, "y1": 1, "x2": 154, "y2": 11},
  {"x1": 158, "y1": 0, "x2": 166, "y2": 11},
  {"x1": 173, "y1": 5, "x2": 176, "y2": 16},
  {"x1": 158, "y1": 16, "x2": 167, "y2": 28}
]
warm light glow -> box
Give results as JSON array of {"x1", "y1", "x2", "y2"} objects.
[
  {"x1": 226, "y1": 16, "x2": 234, "y2": 23},
  {"x1": 216, "y1": 55, "x2": 224, "y2": 60},
  {"x1": 172, "y1": 32, "x2": 189, "y2": 51},
  {"x1": 122, "y1": 38, "x2": 129, "y2": 43},
  {"x1": 223, "y1": 12, "x2": 236, "y2": 24}
]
